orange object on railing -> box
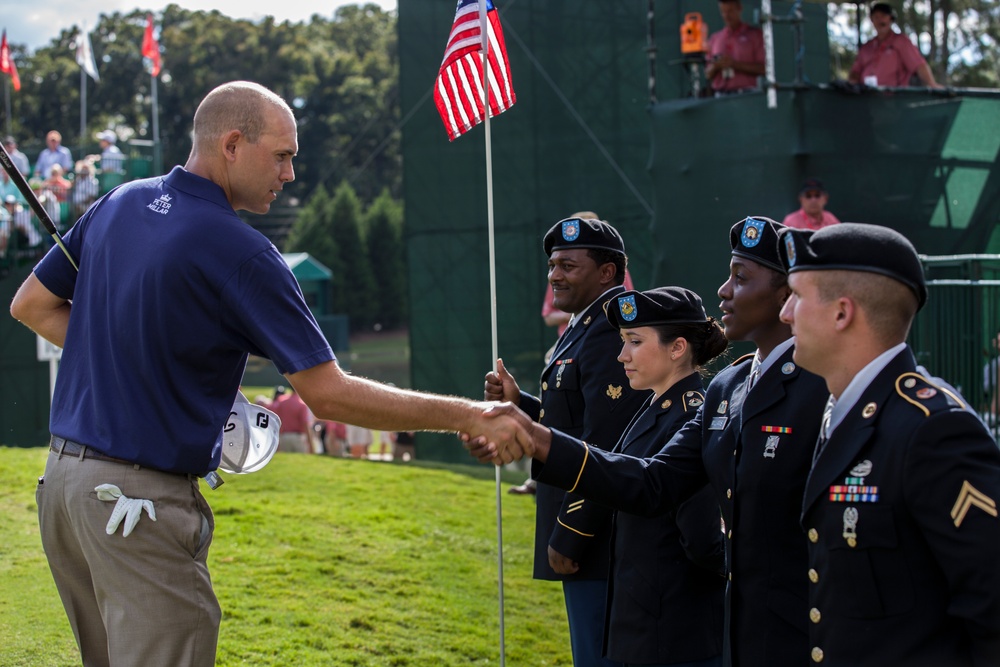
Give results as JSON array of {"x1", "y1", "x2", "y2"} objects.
[{"x1": 680, "y1": 12, "x2": 708, "y2": 55}]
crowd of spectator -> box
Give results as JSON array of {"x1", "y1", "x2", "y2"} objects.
[{"x1": 0, "y1": 128, "x2": 131, "y2": 263}]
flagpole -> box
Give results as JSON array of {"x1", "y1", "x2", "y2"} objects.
[
  {"x1": 151, "y1": 74, "x2": 160, "y2": 175},
  {"x1": 3, "y1": 77, "x2": 9, "y2": 137},
  {"x1": 477, "y1": 0, "x2": 506, "y2": 665},
  {"x1": 80, "y1": 67, "x2": 86, "y2": 145}
]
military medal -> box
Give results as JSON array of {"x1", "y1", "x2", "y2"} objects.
[
  {"x1": 842, "y1": 507, "x2": 859, "y2": 547},
  {"x1": 829, "y1": 460, "x2": 879, "y2": 503},
  {"x1": 763, "y1": 435, "x2": 779, "y2": 458}
]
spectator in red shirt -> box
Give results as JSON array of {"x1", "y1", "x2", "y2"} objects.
[
  {"x1": 269, "y1": 386, "x2": 319, "y2": 454},
  {"x1": 849, "y1": 2, "x2": 941, "y2": 88},
  {"x1": 44, "y1": 164, "x2": 73, "y2": 203},
  {"x1": 782, "y1": 178, "x2": 842, "y2": 231},
  {"x1": 705, "y1": 0, "x2": 765, "y2": 96}
]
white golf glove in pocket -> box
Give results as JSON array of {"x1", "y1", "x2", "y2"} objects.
[{"x1": 95, "y1": 483, "x2": 156, "y2": 537}]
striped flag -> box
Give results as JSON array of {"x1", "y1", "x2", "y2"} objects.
[
  {"x1": 0, "y1": 30, "x2": 20, "y2": 92},
  {"x1": 434, "y1": 0, "x2": 515, "y2": 141}
]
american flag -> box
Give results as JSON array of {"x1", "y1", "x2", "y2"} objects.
[{"x1": 434, "y1": 0, "x2": 516, "y2": 141}]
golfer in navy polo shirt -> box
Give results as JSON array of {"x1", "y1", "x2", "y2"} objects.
[{"x1": 11, "y1": 81, "x2": 531, "y2": 667}]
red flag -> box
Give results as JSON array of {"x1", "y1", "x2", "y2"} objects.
[
  {"x1": 0, "y1": 30, "x2": 21, "y2": 92},
  {"x1": 434, "y1": 0, "x2": 516, "y2": 141},
  {"x1": 141, "y1": 14, "x2": 161, "y2": 77}
]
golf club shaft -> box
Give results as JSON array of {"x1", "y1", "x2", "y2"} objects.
[{"x1": 0, "y1": 143, "x2": 79, "y2": 270}]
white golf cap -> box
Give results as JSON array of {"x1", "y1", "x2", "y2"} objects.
[
  {"x1": 95, "y1": 130, "x2": 117, "y2": 144},
  {"x1": 218, "y1": 393, "x2": 281, "y2": 474}
]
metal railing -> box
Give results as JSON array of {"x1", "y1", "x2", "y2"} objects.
[{"x1": 911, "y1": 255, "x2": 1000, "y2": 434}]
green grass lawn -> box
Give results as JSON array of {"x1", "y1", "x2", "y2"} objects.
[{"x1": 0, "y1": 447, "x2": 570, "y2": 666}]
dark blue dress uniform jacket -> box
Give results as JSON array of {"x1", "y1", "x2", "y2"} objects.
[
  {"x1": 801, "y1": 347, "x2": 1000, "y2": 666},
  {"x1": 605, "y1": 372, "x2": 726, "y2": 665},
  {"x1": 522, "y1": 286, "x2": 650, "y2": 581},
  {"x1": 536, "y1": 345, "x2": 828, "y2": 667}
]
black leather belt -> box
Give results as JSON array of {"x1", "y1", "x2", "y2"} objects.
[{"x1": 50, "y1": 436, "x2": 137, "y2": 467}]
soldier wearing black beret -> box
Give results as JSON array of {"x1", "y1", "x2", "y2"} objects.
[
  {"x1": 484, "y1": 215, "x2": 648, "y2": 666},
  {"x1": 778, "y1": 223, "x2": 1000, "y2": 666},
  {"x1": 601, "y1": 287, "x2": 729, "y2": 666},
  {"x1": 472, "y1": 217, "x2": 830, "y2": 666}
]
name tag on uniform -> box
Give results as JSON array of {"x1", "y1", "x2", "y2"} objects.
[{"x1": 709, "y1": 416, "x2": 728, "y2": 430}]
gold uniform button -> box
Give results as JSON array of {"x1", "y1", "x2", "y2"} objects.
[
  {"x1": 808, "y1": 528, "x2": 819, "y2": 543},
  {"x1": 727, "y1": 530, "x2": 732, "y2": 539},
  {"x1": 808, "y1": 568, "x2": 819, "y2": 583},
  {"x1": 539, "y1": 409, "x2": 545, "y2": 419},
  {"x1": 542, "y1": 382, "x2": 548, "y2": 391},
  {"x1": 811, "y1": 647, "x2": 824, "y2": 663},
  {"x1": 728, "y1": 572, "x2": 732, "y2": 581},
  {"x1": 726, "y1": 488, "x2": 732, "y2": 499},
  {"x1": 810, "y1": 608, "x2": 821, "y2": 623}
]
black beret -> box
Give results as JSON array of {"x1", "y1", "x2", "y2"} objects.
[
  {"x1": 778, "y1": 223, "x2": 927, "y2": 308},
  {"x1": 729, "y1": 216, "x2": 787, "y2": 274},
  {"x1": 605, "y1": 287, "x2": 709, "y2": 330},
  {"x1": 544, "y1": 217, "x2": 626, "y2": 257}
]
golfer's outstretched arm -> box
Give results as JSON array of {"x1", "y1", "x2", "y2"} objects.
[{"x1": 288, "y1": 360, "x2": 533, "y2": 462}]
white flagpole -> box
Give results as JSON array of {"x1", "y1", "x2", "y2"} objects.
[
  {"x1": 3, "y1": 77, "x2": 10, "y2": 137},
  {"x1": 151, "y1": 73, "x2": 160, "y2": 174},
  {"x1": 80, "y1": 67, "x2": 86, "y2": 144},
  {"x1": 477, "y1": 0, "x2": 505, "y2": 664}
]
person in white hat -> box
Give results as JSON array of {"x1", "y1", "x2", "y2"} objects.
[{"x1": 95, "y1": 129, "x2": 125, "y2": 173}]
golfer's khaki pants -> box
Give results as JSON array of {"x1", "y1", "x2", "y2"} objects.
[{"x1": 37, "y1": 449, "x2": 220, "y2": 667}]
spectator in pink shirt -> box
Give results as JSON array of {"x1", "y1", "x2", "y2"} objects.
[
  {"x1": 705, "y1": 0, "x2": 764, "y2": 96},
  {"x1": 269, "y1": 386, "x2": 319, "y2": 454},
  {"x1": 849, "y1": 2, "x2": 941, "y2": 88},
  {"x1": 782, "y1": 178, "x2": 842, "y2": 231}
]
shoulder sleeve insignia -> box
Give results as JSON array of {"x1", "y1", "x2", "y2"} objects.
[
  {"x1": 606, "y1": 384, "x2": 623, "y2": 400},
  {"x1": 951, "y1": 480, "x2": 998, "y2": 528},
  {"x1": 895, "y1": 372, "x2": 966, "y2": 417},
  {"x1": 683, "y1": 390, "x2": 705, "y2": 411}
]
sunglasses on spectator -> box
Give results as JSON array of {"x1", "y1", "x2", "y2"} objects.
[{"x1": 802, "y1": 191, "x2": 824, "y2": 199}]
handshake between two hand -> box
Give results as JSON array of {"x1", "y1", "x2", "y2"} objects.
[{"x1": 462, "y1": 402, "x2": 536, "y2": 466}]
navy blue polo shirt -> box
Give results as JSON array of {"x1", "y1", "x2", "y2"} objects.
[{"x1": 34, "y1": 167, "x2": 334, "y2": 474}]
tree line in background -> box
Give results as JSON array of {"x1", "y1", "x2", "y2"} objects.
[
  {"x1": 285, "y1": 182, "x2": 408, "y2": 332},
  {"x1": 1, "y1": 3, "x2": 408, "y2": 331},
  {"x1": 2, "y1": 3, "x2": 400, "y2": 205}
]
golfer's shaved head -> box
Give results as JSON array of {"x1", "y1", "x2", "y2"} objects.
[{"x1": 191, "y1": 81, "x2": 293, "y2": 152}]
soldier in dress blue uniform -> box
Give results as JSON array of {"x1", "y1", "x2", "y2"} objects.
[
  {"x1": 469, "y1": 217, "x2": 830, "y2": 667},
  {"x1": 603, "y1": 286, "x2": 729, "y2": 667},
  {"x1": 485, "y1": 217, "x2": 650, "y2": 667},
  {"x1": 778, "y1": 223, "x2": 1000, "y2": 666}
]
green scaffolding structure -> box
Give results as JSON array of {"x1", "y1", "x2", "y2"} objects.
[{"x1": 400, "y1": 0, "x2": 999, "y2": 461}]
